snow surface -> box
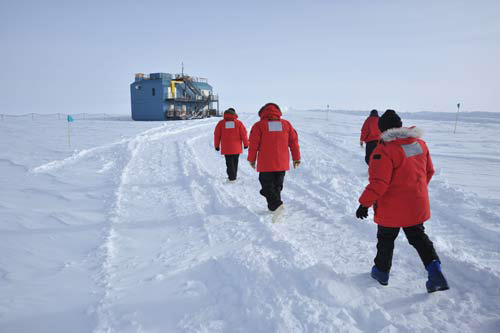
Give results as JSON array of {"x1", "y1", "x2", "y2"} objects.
[{"x1": 1, "y1": 110, "x2": 499, "y2": 332}]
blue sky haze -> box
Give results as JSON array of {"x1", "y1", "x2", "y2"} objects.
[{"x1": 1, "y1": 0, "x2": 499, "y2": 114}]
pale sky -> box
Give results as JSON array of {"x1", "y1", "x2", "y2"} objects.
[{"x1": 1, "y1": 0, "x2": 499, "y2": 115}]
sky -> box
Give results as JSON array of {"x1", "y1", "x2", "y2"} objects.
[{"x1": 1, "y1": 0, "x2": 499, "y2": 115}]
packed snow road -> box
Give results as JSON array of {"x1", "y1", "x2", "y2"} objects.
[{"x1": 1, "y1": 110, "x2": 499, "y2": 332}]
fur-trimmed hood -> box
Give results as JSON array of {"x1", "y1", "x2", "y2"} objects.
[
  {"x1": 381, "y1": 126, "x2": 423, "y2": 142},
  {"x1": 259, "y1": 104, "x2": 282, "y2": 120}
]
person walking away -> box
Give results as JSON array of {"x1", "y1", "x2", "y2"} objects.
[
  {"x1": 355, "y1": 109, "x2": 449, "y2": 293},
  {"x1": 360, "y1": 109, "x2": 381, "y2": 165},
  {"x1": 247, "y1": 103, "x2": 301, "y2": 211},
  {"x1": 214, "y1": 108, "x2": 249, "y2": 181}
]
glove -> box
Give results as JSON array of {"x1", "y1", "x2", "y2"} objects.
[
  {"x1": 293, "y1": 160, "x2": 301, "y2": 169},
  {"x1": 356, "y1": 205, "x2": 368, "y2": 219},
  {"x1": 215, "y1": 147, "x2": 220, "y2": 151},
  {"x1": 249, "y1": 161, "x2": 256, "y2": 169},
  {"x1": 360, "y1": 141, "x2": 364, "y2": 147},
  {"x1": 244, "y1": 146, "x2": 248, "y2": 149}
]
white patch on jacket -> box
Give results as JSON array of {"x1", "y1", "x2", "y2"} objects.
[{"x1": 381, "y1": 127, "x2": 423, "y2": 142}]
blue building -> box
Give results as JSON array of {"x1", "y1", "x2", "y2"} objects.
[{"x1": 130, "y1": 72, "x2": 219, "y2": 121}]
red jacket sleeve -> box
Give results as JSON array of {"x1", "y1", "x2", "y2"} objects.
[
  {"x1": 214, "y1": 121, "x2": 222, "y2": 148},
  {"x1": 288, "y1": 122, "x2": 301, "y2": 161},
  {"x1": 360, "y1": 118, "x2": 369, "y2": 142},
  {"x1": 426, "y1": 148, "x2": 435, "y2": 184},
  {"x1": 359, "y1": 148, "x2": 393, "y2": 207},
  {"x1": 240, "y1": 122, "x2": 249, "y2": 147},
  {"x1": 247, "y1": 123, "x2": 261, "y2": 162}
]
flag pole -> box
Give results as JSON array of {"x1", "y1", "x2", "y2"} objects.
[
  {"x1": 68, "y1": 121, "x2": 71, "y2": 148},
  {"x1": 453, "y1": 103, "x2": 460, "y2": 134},
  {"x1": 67, "y1": 115, "x2": 74, "y2": 148}
]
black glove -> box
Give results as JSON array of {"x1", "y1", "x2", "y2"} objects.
[
  {"x1": 215, "y1": 147, "x2": 220, "y2": 151},
  {"x1": 244, "y1": 146, "x2": 248, "y2": 149},
  {"x1": 356, "y1": 205, "x2": 368, "y2": 219}
]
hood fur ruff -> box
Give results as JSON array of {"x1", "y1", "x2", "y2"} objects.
[{"x1": 381, "y1": 126, "x2": 423, "y2": 142}]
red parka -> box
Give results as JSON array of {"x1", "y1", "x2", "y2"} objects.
[
  {"x1": 359, "y1": 127, "x2": 435, "y2": 227},
  {"x1": 360, "y1": 116, "x2": 381, "y2": 142},
  {"x1": 214, "y1": 113, "x2": 249, "y2": 155},
  {"x1": 247, "y1": 104, "x2": 301, "y2": 172}
]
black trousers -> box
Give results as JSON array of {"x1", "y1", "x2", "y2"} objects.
[
  {"x1": 224, "y1": 154, "x2": 239, "y2": 180},
  {"x1": 365, "y1": 140, "x2": 378, "y2": 165},
  {"x1": 259, "y1": 171, "x2": 285, "y2": 211},
  {"x1": 374, "y1": 224, "x2": 440, "y2": 272}
]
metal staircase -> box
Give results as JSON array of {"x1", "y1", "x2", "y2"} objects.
[
  {"x1": 183, "y1": 78, "x2": 203, "y2": 97},
  {"x1": 189, "y1": 95, "x2": 214, "y2": 119}
]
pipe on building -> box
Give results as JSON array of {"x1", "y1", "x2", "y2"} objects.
[{"x1": 170, "y1": 80, "x2": 183, "y2": 98}]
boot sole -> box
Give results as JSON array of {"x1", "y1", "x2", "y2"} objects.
[{"x1": 427, "y1": 285, "x2": 450, "y2": 293}]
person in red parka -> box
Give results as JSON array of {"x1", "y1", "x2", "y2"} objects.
[
  {"x1": 355, "y1": 109, "x2": 449, "y2": 293},
  {"x1": 360, "y1": 109, "x2": 381, "y2": 165},
  {"x1": 248, "y1": 103, "x2": 301, "y2": 211},
  {"x1": 214, "y1": 108, "x2": 249, "y2": 181}
]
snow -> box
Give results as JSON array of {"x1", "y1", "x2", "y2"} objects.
[{"x1": 1, "y1": 110, "x2": 499, "y2": 332}]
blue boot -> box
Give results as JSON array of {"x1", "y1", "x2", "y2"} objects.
[
  {"x1": 371, "y1": 265, "x2": 389, "y2": 286},
  {"x1": 426, "y1": 260, "x2": 450, "y2": 293}
]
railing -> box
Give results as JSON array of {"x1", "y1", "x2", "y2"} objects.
[
  {"x1": 165, "y1": 94, "x2": 218, "y2": 102},
  {"x1": 173, "y1": 74, "x2": 208, "y2": 83},
  {"x1": 0, "y1": 113, "x2": 127, "y2": 121}
]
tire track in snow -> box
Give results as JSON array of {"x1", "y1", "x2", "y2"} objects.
[
  {"x1": 93, "y1": 120, "x2": 216, "y2": 333},
  {"x1": 31, "y1": 124, "x2": 169, "y2": 174}
]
